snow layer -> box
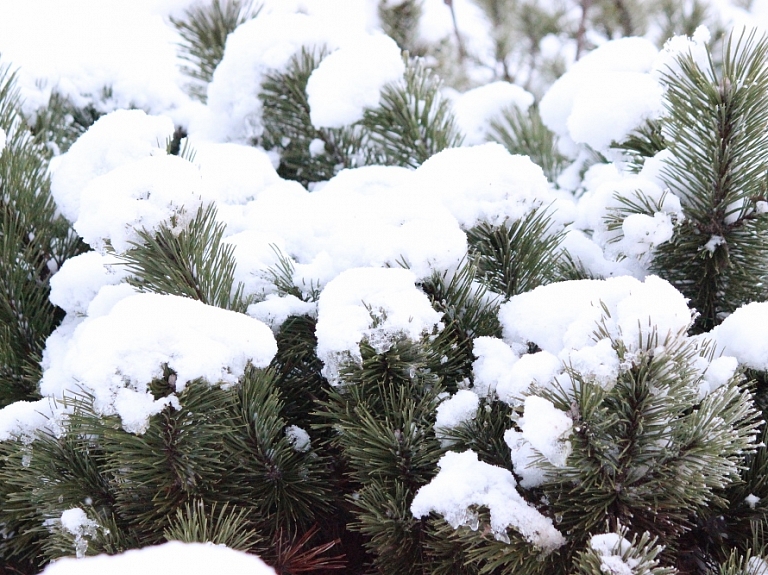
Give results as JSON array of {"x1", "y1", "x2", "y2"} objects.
[
  {"x1": 589, "y1": 533, "x2": 637, "y2": 575},
  {"x1": 307, "y1": 33, "x2": 404, "y2": 128},
  {"x1": 39, "y1": 293, "x2": 277, "y2": 433},
  {"x1": 712, "y1": 302, "x2": 768, "y2": 371},
  {"x1": 50, "y1": 110, "x2": 174, "y2": 223},
  {"x1": 435, "y1": 389, "x2": 479, "y2": 437},
  {"x1": 451, "y1": 82, "x2": 534, "y2": 146},
  {"x1": 315, "y1": 267, "x2": 443, "y2": 384},
  {"x1": 411, "y1": 450, "x2": 565, "y2": 551},
  {"x1": 540, "y1": 37, "x2": 663, "y2": 151},
  {"x1": 41, "y1": 541, "x2": 275, "y2": 575}
]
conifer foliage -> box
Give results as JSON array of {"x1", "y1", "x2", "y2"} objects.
[{"x1": 2, "y1": 3, "x2": 768, "y2": 575}]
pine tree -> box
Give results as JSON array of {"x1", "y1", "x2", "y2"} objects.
[{"x1": 1, "y1": 3, "x2": 768, "y2": 575}]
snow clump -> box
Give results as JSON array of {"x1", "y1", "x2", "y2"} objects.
[
  {"x1": 306, "y1": 33, "x2": 404, "y2": 128},
  {"x1": 41, "y1": 541, "x2": 276, "y2": 575},
  {"x1": 411, "y1": 450, "x2": 566, "y2": 551},
  {"x1": 315, "y1": 267, "x2": 443, "y2": 385}
]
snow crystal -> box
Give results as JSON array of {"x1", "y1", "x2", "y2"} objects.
[
  {"x1": 540, "y1": 37, "x2": 663, "y2": 152},
  {"x1": 746, "y1": 494, "x2": 761, "y2": 510},
  {"x1": 75, "y1": 154, "x2": 212, "y2": 254},
  {"x1": 307, "y1": 33, "x2": 404, "y2": 128},
  {"x1": 505, "y1": 396, "x2": 572, "y2": 487},
  {"x1": 48, "y1": 251, "x2": 128, "y2": 317},
  {"x1": 411, "y1": 450, "x2": 565, "y2": 551},
  {"x1": 39, "y1": 293, "x2": 277, "y2": 433},
  {"x1": 589, "y1": 533, "x2": 637, "y2": 575},
  {"x1": 451, "y1": 82, "x2": 534, "y2": 146},
  {"x1": 41, "y1": 541, "x2": 276, "y2": 575},
  {"x1": 712, "y1": 301, "x2": 768, "y2": 371},
  {"x1": 50, "y1": 110, "x2": 174, "y2": 223},
  {"x1": 285, "y1": 425, "x2": 311, "y2": 453},
  {"x1": 59, "y1": 508, "x2": 99, "y2": 559},
  {"x1": 315, "y1": 267, "x2": 443, "y2": 385},
  {"x1": 435, "y1": 390, "x2": 479, "y2": 438}
]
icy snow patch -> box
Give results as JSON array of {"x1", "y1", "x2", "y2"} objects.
[
  {"x1": 48, "y1": 252, "x2": 129, "y2": 317},
  {"x1": 285, "y1": 425, "x2": 311, "y2": 452},
  {"x1": 411, "y1": 450, "x2": 565, "y2": 551},
  {"x1": 59, "y1": 508, "x2": 99, "y2": 559},
  {"x1": 589, "y1": 533, "x2": 637, "y2": 575},
  {"x1": 307, "y1": 33, "x2": 404, "y2": 128},
  {"x1": 50, "y1": 110, "x2": 174, "y2": 223},
  {"x1": 41, "y1": 541, "x2": 276, "y2": 575},
  {"x1": 315, "y1": 267, "x2": 443, "y2": 385}
]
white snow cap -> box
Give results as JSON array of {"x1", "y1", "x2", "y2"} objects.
[
  {"x1": 589, "y1": 533, "x2": 638, "y2": 575},
  {"x1": 451, "y1": 82, "x2": 534, "y2": 146},
  {"x1": 307, "y1": 33, "x2": 404, "y2": 128},
  {"x1": 505, "y1": 395, "x2": 572, "y2": 488},
  {"x1": 712, "y1": 301, "x2": 768, "y2": 372},
  {"x1": 435, "y1": 390, "x2": 480, "y2": 438},
  {"x1": 500, "y1": 275, "x2": 692, "y2": 358},
  {"x1": 50, "y1": 110, "x2": 174, "y2": 223},
  {"x1": 203, "y1": 11, "x2": 361, "y2": 143},
  {"x1": 74, "y1": 154, "x2": 211, "y2": 254},
  {"x1": 540, "y1": 37, "x2": 663, "y2": 151},
  {"x1": 48, "y1": 252, "x2": 129, "y2": 317},
  {"x1": 40, "y1": 292, "x2": 277, "y2": 434},
  {"x1": 41, "y1": 541, "x2": 276, "y2": 575},
  {"x1": 315, "y1": 267, "x2": 443, "y2": 384},
  {"x1": 411, "y1": 450, "x2": 565, "y2": 551}
]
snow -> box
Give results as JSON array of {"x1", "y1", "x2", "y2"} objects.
[
  {"x1": 50, "y1": 110, "x2": 175, "y2": 223},
  {"x1": 540, "y1": 37, "x2": 663, "y2": 152},
  {"x1": 201, "y1": 11, "x2": 361, "y2": 143},
  {"x1": 39, "y1": 292, "x2": 277, "y2": 434},
  {"x1": 41, "y1": 541, "x2": 276, "y2": 575},
  {"x1": 411, "y1": 450, "x2": 565, "y2": 551},
  {"x1": 434, "y1": 389, "x2": 479, "y2": 438},
  {"x1": 306, "y1": 33, "x2": 404, "y2": 128},
  {"x1": 315, "y1": 267, "x2": 443, "y2": 384},
  {"x1": 712, "y1": 302, "x2": 768, "y2": 371},
  {"x1": 0, "y1": 398, "x2": 65, "y2": 443},
  {"x1": 0, "y1": 1, "x2": 195, "y2": 120},
  {"x1": 285, "y1": 425, "x2": 311, "y2": 452},
  {"x1": 48, "y1": 252, "x2": 128, "y2": 317},
  {"x1": 0, "y1": 128, "x2": 5, "y2": 155},
  {"x1": 58, "y1": 508, "x2": 99, "y2": 559},
  {"x1": 451, "y1": 82, "x2": 534, "y2": 146},
  {"x1": 589, "y1": 533, "x2": 637, "y2": 575},
  {"x1": 75, "y1": 154, "x2": 212, "y2": 254},
  {"x1": 505, "y1": 396, "x2": 572, "y2": 488}
]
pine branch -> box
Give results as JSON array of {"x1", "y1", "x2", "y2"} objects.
[
  {"x1": 170, "y1": 0, "x2": 261, "y2": 102},
  {"x1": 362, "y1": 57, "x2": 463, "y2": 168},
  {"x1": 488, "y1": 105, "x2": 568, "y2": 183},
  {"x1": 117, "y1": 203, "x2": 250, "y2": 312},
  {"x1": 654, "y1": 29, "x2": 768, "y2": 331}
]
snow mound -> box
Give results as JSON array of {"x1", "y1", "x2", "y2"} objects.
[
  {"x1": 712, "y1": 301, "x2": 768, "y2": 372},
  {"x1": 40, "y1": 292, "x2": 277, "y2": 433},
  {"x1": 307, "y1": 33, "x2": 404, "y2": 128},
  {"x1": 411, "y1": 450, "x2": 565, "y2": 551},
  {"x1": 50, "y1": 110, "x2": 174, "y2": 223},
  {"x1": 41, "y1": 541, "x2": 275, "y2": 575},
  {"x1": 451, "y1": 81, "x2": 534, "y2": 146},
  {"x1": 74, "y1": 154, "x2": 211, "y2": 254},
  {"x1": 540, "y1": 37, "x2": 663, "y2": 151},
  {"x1": 315, "y1": 267, "x2": 443, "y2": 384}
]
